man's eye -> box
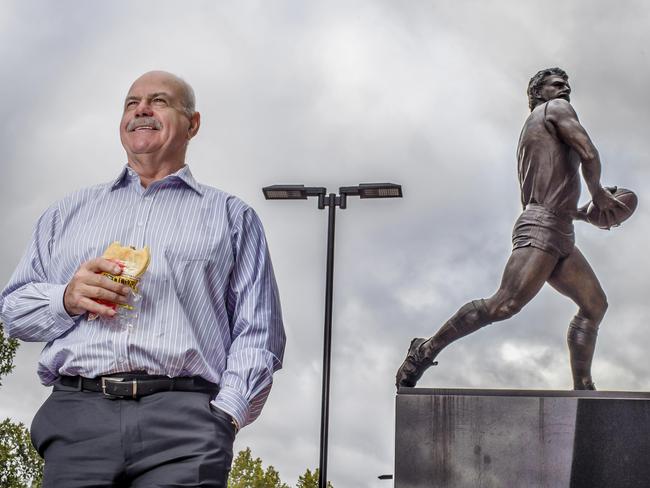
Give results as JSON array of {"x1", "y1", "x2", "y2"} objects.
[{"x1": 153, "y1": 98, "x2": 167, "y2": 104}]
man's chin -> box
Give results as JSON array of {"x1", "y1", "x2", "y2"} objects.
[
  {"x1": 125, "y1": 148, "x2": 157, "y2": 161},
  {"x1": 125, "y1": 145, "x2": 161, "y2": 157}
]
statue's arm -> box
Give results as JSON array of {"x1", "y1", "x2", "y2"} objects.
[
  {"x1": 545, "y1": 99, "x2": 604, "y2": 197},
  {"x1": 546, "y1": 99, "x2": 621, "y2": 218}
]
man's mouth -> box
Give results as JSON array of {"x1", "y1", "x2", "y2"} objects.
[{"x1": 127, "y1": 117, "x2": 162, "y2": 132}]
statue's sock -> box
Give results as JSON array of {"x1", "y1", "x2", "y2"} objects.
[
  {"x1": 426, "y1": 299, "x2": 492, "y2": 356},
  {"x1": 567, "y1": 314, "x2": 598, "y2": 389}
]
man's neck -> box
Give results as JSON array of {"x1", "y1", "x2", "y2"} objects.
[{"x1": 127, "y1": 157, "x2": 186, "y2": 188}]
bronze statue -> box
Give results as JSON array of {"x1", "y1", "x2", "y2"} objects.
[{"x1": 396, "y1": 68, "x2": 629, "y2": 391}]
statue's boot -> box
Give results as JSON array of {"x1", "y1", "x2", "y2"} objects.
[
  {"x1": 396, "y1": 299, "x2": 492, "y2": 388},
  {"x1": 575, "y1": 381, "x2": 597, "y2": 391},
  {"x1": 567, "y1": 314, "x2": 598, "y2": 391},
  {"x1": 395, "y1": 337, "x2": 439, "y2": 388}
]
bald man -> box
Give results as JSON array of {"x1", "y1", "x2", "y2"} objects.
[{"x1": 1, "y1": 71, "x2": 286, "y2": 487}]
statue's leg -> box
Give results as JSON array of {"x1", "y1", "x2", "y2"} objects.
[
  {"x1": 396, "y1": 247, "x2": 557, "y2": 388},
  {"x1": 548, "y1": 246, "x2": 607, "y2": 390},
  {"x1": 567, "y1": 315, "x2": 599, "y2": 390},
  {"x1": 424, "y1": 299, "x2": 491, "y2": 353},
  {"x1": 425, "y1": 246, "x2": 558, "y2": 356}
]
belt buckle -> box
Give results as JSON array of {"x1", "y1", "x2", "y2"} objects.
[{"x1": 101, "y1": 377, "x2": 138, "y2": 399}]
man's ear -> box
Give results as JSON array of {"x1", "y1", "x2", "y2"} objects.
[
  {"x1": 532, "y1": 88, "x2": 541, "y2": 101},
  {"x1": 188, "y1": 112, "x2": 201, "y2": 139},
  {"x1": 531, "y1": 89, "x2": 544, "y2": 107}
]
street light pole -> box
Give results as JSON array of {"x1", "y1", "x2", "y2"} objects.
[
  {"x1": 263, "y1": 183, "x2": 402, "y2": 488},
  {"x1": 319, "y1": 193, "x2": 337, "y2": 488}
]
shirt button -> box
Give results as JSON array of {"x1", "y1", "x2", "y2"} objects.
[{"x1": 118, "y1": 357, "x2": 125, "y2": 363}]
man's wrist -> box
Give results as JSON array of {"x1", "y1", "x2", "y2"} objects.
[
  {"x1": 210, "y1": 401, "x2": 241, "y2": 433},
  {"x1": 62, "y1": 285, "x2": 83, "y2": 320},
  {"x1": 591, "y1": 185, "x2": 606, "y2": 198},
  {"x1": 230, "y1": 414, "x2": 240, "y2": 433},
  {"x1": 212, "y1": 387, "x2": 249, "y2": 430},
  {"x1": 51, "y1": 284, "x2": 81, "y2": 325}
]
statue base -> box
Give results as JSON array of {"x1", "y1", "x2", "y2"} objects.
[{"x1": 395, "y1": 388, "x2": 650, "y2": 488}]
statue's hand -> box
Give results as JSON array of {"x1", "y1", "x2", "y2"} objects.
[
  {"x1": 573, "y1": 203, "x2": 589, "y2": 222},
  {"x1": 591, "y1": 186, "x2": 629, "y2": 229}
]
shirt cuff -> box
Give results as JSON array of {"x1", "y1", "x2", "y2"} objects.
[
  {"x1": 48, "y1": 284, "x2": 78, "y2": 333},
  {"x1": 212, "y1": 386, "x2": 250, "y2": 430}
]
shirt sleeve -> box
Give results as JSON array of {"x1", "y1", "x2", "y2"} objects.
[
  {"x1": 212, "y1": 207, "x2": 286, "y2": 429},
  {"x1": 0, "y1": 204, "x2": 78, "y2": 342}
]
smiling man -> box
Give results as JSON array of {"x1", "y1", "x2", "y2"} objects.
[
  {"x1": 396, "y1": 67, "x2": 626, "y2": 392},
  {"x1": 1, "y1": 71, "x2": 286, "y2": 487}
]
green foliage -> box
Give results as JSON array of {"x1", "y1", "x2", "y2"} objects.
[
  {"x1": 0, "y1": 325, "x2": 19, "y2": 387},
  {"x1": 1, "y1": 324, "x2": 43, "y2": 487},
  {"x1": 228, "y1": 447, "x2": 289, "y2": 488},
  {"x1": 228, "y1": 448, "x2": 335, "y2": 488},
  {"x1": 0, "y1": 419, "x2": 43, "y2": 488},
  {"x1": 296, "y1": 468, "x2": 318, "y2": 488},
  {"x1": 296, "y1": 468, "x2": 333, "y2": 488}
]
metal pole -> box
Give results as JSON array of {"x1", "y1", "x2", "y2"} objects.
[{"x1": 318, "y1": 193, "x2": 337, "y2": 488}]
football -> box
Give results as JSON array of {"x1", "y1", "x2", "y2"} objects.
[{"x1": 586, "y1": 187, "x2": 638, "y2": 229}]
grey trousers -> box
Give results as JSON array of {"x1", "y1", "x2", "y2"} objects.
[{"x1": 30, "y1": 383, "x2": 236, "y2": 487}]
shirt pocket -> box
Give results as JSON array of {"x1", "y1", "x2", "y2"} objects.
[{"x1": 161, "y1": 234, "x2": 234, "y2": 287}]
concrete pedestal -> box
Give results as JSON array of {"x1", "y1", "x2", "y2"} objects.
[{"x1": 395, "y1": 388, "x2": 650, "y2": 488}]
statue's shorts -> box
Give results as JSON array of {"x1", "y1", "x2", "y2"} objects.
[{"x1": 512, "y1": 204, "x2": 575, "y2": 259}]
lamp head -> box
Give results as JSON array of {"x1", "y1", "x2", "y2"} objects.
[{"x1": 262, "y1": 185, "x2": 326, "y2": 200}]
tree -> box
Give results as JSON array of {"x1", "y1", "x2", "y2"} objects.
[
  {"x1": 0, "y1": 325, "x2": 43, "y2": 488},
  {"x1": 0, "y1": 419, "x2": 43, "y2": 488},
  {"x1": 228, "y1": 447, "x2": 289, "y2": 488},
  {"x1": 296, "y1": 468, "x2": 334, "y2": 488},
  {"x1": 0, "y1": 324, "x2": 18, "y2": 387}
]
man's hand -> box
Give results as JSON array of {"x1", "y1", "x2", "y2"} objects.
[
  {"x1": 573, "y1": 202, "x2": 590, "y2": 222},
  {"x1": 591, "y1": 186, "x2": 630, "y2": 229},
  {"x1": 63, "y1": 258, "x2": 131, "y2": 318}
]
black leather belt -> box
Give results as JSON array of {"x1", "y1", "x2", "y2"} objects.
[{"x1": 56, "y1": 374, "x2": 219, "y2": 399}]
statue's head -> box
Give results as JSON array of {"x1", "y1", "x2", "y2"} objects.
[{"x1": 527, "y1": 67, "x2": 569, "y2": 111}]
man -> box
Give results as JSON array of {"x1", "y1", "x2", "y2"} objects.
[
  {"x1": 1, "y1": 71, "x2": 286, "y2": 487},
  {"x1": 396, "y1": 67, "x2": 625, "y2": 391}
]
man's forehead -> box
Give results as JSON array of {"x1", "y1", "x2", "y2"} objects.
[
  {"x1": 125, "y1": 90, "x2": 173, "y2": 100},
  {"x1": 126, "y1": 74, "x2": 182, "y2": 98},
  {"x1": 543, "y1": 75, "x2": 569, "y2": 85}
]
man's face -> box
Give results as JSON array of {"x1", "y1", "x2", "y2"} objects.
[
  {"x1": 120, "y1": 72, "x2": 199, "y2": 162},
  {"x1": 538, "y1": 75, "x2": 571, "y2": 103}
]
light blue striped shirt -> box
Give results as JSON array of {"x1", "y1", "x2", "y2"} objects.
[{"x1": 1, "y1": 165, "x2": 285, "y2": 429}]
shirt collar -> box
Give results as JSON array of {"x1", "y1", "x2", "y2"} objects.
[{"x1": 109, "y1": 164, "x2": 203, "y2": 195}]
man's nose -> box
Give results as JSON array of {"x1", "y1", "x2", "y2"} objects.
[{"x1": 135, "y1": 100, "x2": 153, "y2": 117}]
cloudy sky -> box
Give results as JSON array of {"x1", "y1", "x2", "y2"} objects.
[{"x1": 1, "y1": 1, "x2": 649, "y2": 486}]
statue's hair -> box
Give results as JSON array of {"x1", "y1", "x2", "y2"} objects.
[{"x1": 527, "y1": 67, "x2": 568, "y2": 111}]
